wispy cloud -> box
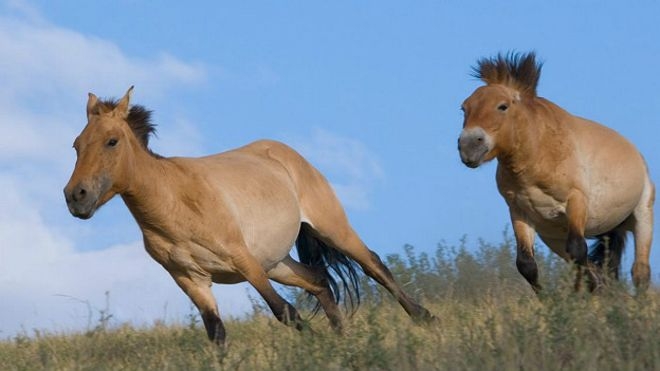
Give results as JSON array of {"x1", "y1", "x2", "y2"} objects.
[
  {"x1": 0, "y1": 6, "x2": 206, "y2": 166},
  {"x1": 0, "y1": 15, "x2": 205, "y2": 106},
  {"x1": 289, "y1": 127, "x2": 384, "y2": 211}
]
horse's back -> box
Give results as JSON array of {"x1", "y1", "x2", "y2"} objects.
[{"x1": 177, "y1": 139, "x2": 341, "y2": 220}]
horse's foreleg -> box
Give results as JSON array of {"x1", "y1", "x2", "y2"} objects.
[
  {"x1": 232, "y1": 253, "x2": 305, "y2": 330},
  {"x1": 511, "y1": 212, "x2": 541, "y2": 292},
  {"x1": 170, "y1": 272, "x2": 226, "y2": 345},
  {"x1": 565, "y1": 191, "x2": 589, "y2": 265}
]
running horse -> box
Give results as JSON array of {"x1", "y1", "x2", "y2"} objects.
[
  {"x1": 458, "y1": 52, "x2": 655, "y2": 292},
  {"x1": 64, "y1": 87, "x2": 434, "y2": 345}
]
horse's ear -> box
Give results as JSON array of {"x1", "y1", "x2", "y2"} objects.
[
  {"x1": 114, "y1": 86, "x2": 134, "y2": 119},
  {"x1": 86, "y1": 93, "x2": 98, "y2": 119}
]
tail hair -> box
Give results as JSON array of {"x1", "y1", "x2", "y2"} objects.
[
  {"x1": 588, "y1": 230, "x2": 627, "y2": 280},
  {"x1": 295, "y1": 223, "x2": 361, "y2": 314}
]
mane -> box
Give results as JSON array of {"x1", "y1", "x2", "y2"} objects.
[
  {"x1": 471, "y1": 52, "x2": 542, "y2": 97},
  {"x1": 95, "y1": 98, "x2": 161, "y2": 157}
]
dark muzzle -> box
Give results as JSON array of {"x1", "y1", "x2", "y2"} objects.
[
  {"x1": 458, "y1": 129, "x2": 489, "y2": 168},
  {"x1": 64, "y1": 182, "x2": 96, "y2": 219}
]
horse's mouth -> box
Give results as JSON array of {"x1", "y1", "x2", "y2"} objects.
[
  {"x1": 460, "y1": 149, "x2": 488, "y2": 168},
  {"x1": 72, "y1": 209, "x2": 95, "y2": 220},
  {"x1": 68, "y1": 206, "x2": 95, "y2": 220},
  {"x1": 462, "y1": 159, "x2": 482, "y2": 168},
  {"x1": 66, "y1": 199, "x2": 98, "y2": 220}
]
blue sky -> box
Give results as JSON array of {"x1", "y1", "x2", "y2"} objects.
[{"x1": 1, "y1": 0, "x2": 658, "y2": 337}]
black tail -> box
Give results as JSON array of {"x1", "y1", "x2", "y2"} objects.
[
  {"x1": 587, "y1": 230, "x2": 627, "y2": 280},
  {"x1": 295, "y1": 223, "x2": 361, "y2": 314}
]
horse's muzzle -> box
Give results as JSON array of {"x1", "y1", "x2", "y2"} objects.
[
  {"x1": 458, "y1": 128, "x2": 491, "y2": 168},
  {"x1": 64, "y1": 182, "x2": 97, "y2": 219}
]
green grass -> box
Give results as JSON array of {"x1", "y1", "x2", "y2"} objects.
[{"x1": 2, "y1": 236, "x2": 659, "y2": 370}]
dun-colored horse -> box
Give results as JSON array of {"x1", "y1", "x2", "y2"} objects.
[
  {"x1": 64, "y1": 87, "x2": 434, "y2": 345},
  {"x1": 458, "y1": 52, "x2": 655, "y2": 292}
]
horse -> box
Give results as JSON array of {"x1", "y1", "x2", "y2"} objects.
[
  {"x1": 458, "y1": 52, "x2": 655, "y2": 293},
  {"x1": 63, "y1": 87, "x2": 434, "y2": 345}
]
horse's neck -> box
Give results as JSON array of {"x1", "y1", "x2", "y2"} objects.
[{"x1": 120, "y1": 154, "x2": 181, "y2": 233}]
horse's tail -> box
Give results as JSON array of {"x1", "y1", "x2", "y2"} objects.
[
  {"x1": 295, "y1": 222, "x2": 361, "y2": 314},
  {"x1": 587, "y1": 230, "x2": 627, "y2": 280}
]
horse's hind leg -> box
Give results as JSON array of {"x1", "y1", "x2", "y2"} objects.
[
  {"x1": 170, "y1": 272, "x2": 226, "y2": 345},
  {"x1": 631, "y1": 182, "x2": 654, "y2": 291},
  {"x1": 308, "y1": 221, "x2": 434, "y2": 323},
  {"x1": 268, "y1": 256, "x2": 343, "y2": 331}
]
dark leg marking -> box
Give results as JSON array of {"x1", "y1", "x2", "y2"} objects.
[
  {"x1": 566, "y1": 232, "x2": 606, "y2": 292},
  {"x1": 566, "y1": 233, "x2": 588, "y2": 265},
  {"x1": 202, "y1": 311, "x2": 226, "y2": 346},
  {"x1": 269, "y1": 300, "x2": 306, "y2": 331},
  {"x1": 516, "y1": 252, "x2": 541, "y2": 292}
]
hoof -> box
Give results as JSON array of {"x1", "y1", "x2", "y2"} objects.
[{"x1": 412, "y1": 307, "x2": 439, "y2": 325}]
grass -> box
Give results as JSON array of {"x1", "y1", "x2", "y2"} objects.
[{"x1": 2, "y1": 236, "x2": 659, "y2": 370}]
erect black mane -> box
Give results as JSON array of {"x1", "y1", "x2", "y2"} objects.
[{"x1": 472, "y1": 51, "x2": 542, "y2": 97}]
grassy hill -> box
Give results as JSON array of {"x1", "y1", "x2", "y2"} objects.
[{"x1": 2, "y1": 236, "x2": 659, "y2": 370}]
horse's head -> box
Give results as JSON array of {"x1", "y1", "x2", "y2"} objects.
[
  {"x1": 458, "y1": 52, "x2": 541, "y2": 168},
  {"x1": 64, "y1": 86, "x2": 145, "y2": 219},
  {"x1": 458, "y1": 84, "x2": 522, "y2": 168}
]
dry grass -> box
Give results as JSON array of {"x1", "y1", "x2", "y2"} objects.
[{"x1": 2, "y1": 237, "x2": 659, "y2": 370}]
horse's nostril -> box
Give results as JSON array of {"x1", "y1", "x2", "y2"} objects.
[{"x1": 71, "y1": 185, "x2": 87, "y2": 202}]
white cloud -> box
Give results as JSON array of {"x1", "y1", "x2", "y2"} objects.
[
  {"x1": 0, "y1": 4, "x2": 256, "y2": 338},
  {"x1": 0, "y1": 15, "x2": 205, "y2": 105},
  {"x1": 0, "y1": 6, "x2": 206, "y2": 167},
  {"x1": 289, "y1": 127, "x2": 384, "y2": 211}
]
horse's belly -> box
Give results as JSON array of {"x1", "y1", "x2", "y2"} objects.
[
  {"x1": 228, "y1": 185, "x2": 302, "y2": 269},
  {"x1": 510, "y1": 185, "x2": 636, "y2": 239},
  {"x1": 206, "y1": 160, "x2": 303, "y2": 271},
  {"x1": 242, "y1": 209, "x2": 301, "y2": 270}
]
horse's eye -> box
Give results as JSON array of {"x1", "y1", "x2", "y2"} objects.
[
  {"x1": 107, "y1": 138, "x2": 118, "y2": 147},
  {"x1": 497, "y1": 104, "x2": 509, "y2": 112}
]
